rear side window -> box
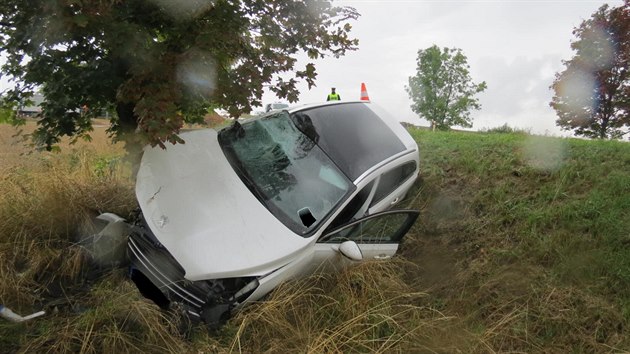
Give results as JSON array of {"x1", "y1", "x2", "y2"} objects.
[{"x1": 370, "y1": 161, "x2": 417, "y2": 207}]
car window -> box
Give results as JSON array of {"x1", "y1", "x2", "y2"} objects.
[
  {"x1": 320, "y1": 210, "x2": 419, "y2": 244},
  {"x1": 370, "y1": 161, "x2": 417, "y2": 207},
  {"x1": 323, "y1": 180, "x2": 375, "y2": 234},
  {"x1": 290, "y1": 103, "x2": 405, "y2": 180},
  {"x1": 218, "y1": 112, "x2": 354, "y2": 236}
]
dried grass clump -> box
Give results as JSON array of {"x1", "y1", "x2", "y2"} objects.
[
  {"x1": 0, "y1": 147, "x2": 135, "y2": 313},
  {"x1": 227, "y1": 260, "x2": 478, "y2": 353},
  {"x1": 477, "y1": 284, "x2": 628, "y2": 352},
  {"x1": 21, "y1": 271, "x2": 188, "y2": 354},
  {"x1": 0, "y1": 132, "x2": 186, "y2": 353},
  {"x1": 448, "y1": 263, "x2": 629, "y2": 352}
]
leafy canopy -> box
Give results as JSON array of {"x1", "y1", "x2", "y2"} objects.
[
  {"x1": 550, "y1": 2, "x2": 629, "y2": 140},
  {"x1": 0, "y1": 0, "x2": 359, "y2": 149},
  {"x1": 406, "y1": 45, "x2": 486, "y2": 131}
]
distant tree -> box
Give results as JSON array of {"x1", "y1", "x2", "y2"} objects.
[
  {"x1": 550, "y1": 2, "x2": 629, "y2": 139},
  {"x1": 0, "y1": 0, "x2": 358, "y2": 149},
  {"x1": 406, "y1": 45, "x2": 486, "y2": 131}
]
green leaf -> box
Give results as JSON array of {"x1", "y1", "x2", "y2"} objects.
[
  {"x1": 0, "y1": 0, "x2": 359, "y2": 149},
  {"x1": 406, "y1": 45, "x2": 486, "y2": 130},
  {"x1": 74, "y1": 14, "x2": 88, "y2": 28}
]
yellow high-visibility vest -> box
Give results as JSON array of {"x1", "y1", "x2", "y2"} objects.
[{"x1": 327, "y1": 93, "x2": 340, "y2": 101}]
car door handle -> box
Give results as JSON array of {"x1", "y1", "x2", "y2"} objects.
[
  {"x1": 374, "y1": 254, "x2": 391, "y2": 260},
  {"x1": 390, "y1": 197, "x2": 400, "y2": 205}
]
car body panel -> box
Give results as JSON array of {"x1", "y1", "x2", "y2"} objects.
[
  {"x1": 239, "y1": 209, "x2": 418, "y2": 310},
  {"x1": 127, "y1": 101, "x2": 421, "y2": 324},
  {"x1": 136, "y1": 129, "x2": 310, "y2": 280},
  {"x1": 238, "y1": 240, "x2": 397, "y2": 311}
]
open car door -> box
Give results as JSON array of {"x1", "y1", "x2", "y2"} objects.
[
  {"x1": 239, "y1": 210, "x2": 419, "y2": 309},
  {"x1": 312, "y1": 210, "x2": 419, "y2": 271}
]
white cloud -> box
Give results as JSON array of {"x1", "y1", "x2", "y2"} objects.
[
  {"x1": 263, "y1": 0, "x2": 624, "y2": 136},
  {"x1": 1, "y1": 0, "x2": 622, "y2": 137}
]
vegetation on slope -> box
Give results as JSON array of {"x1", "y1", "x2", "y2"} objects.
[
  {"x1": 0, "y1": 123, "x2": 628, "y2": 352},
  {"x1": 406, "y1": 128, "x2": 629, "y2": 352}
]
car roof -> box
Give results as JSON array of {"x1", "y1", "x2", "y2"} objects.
[{"x1": 288, "y1": 101, "x2": 408, "y2": 181}]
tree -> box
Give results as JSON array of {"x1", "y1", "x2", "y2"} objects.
[
  {"x1": 406, "y1": 45, "x2": 486, "y2": 131},
  {"x1": 0, "y1": 0, "x2": 359, "y2": 149},
  {"x1": 550, "y1": 2, "x2": 629, "y2": 139}
]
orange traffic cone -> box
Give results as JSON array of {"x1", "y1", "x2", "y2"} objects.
[{"x1": 360, "y1": 83, "x2": 370, "y2": 101}]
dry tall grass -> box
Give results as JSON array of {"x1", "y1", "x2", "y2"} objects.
[
  {"x1": 20, "y1": 271, "x2": 187, "y2": 354},
  {"x1": 2, "y1": 121, "x2": 476, "y2": 353},
  {"x1": 0, "y1": 119, "x2": 125, "y2": 173},
  {"x1": 0, "y1": 121, "x2": 135, "y2": 323},
  {"x1": 3, "y1": 122, "x2": 627, "y2": 353},
  {"x1": 224, "y1": 260, "x2": 478, "y2": 353}
]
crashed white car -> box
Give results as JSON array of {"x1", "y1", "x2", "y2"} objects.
[{"x1": 122, "y1": 101, "x2": 420, "y2": 326}]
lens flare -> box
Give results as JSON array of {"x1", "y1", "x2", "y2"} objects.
[
  {"x1": 176, "y1": 49, "x2": 218, "y2": 99},
  {"x1": 522, "y1": 136, "x2": 567, "y2": 172},
  {"x1": 556, "y1": 69, "x2": 596, "y2": 125},
  {"x1": 147, "y1": 0, "x2": 214, "y2": 21}
]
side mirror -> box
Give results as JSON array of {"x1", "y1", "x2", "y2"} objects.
[{"x1": 336, "y1": 241, "x2": 363, "y2": 261}]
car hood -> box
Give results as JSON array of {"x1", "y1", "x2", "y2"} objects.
[{"x1": 135, "y1": 129, "x2": 310, "y2": 281}]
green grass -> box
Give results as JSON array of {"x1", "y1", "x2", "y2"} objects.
[
  {"x1": 0, "y1": 126, "x2": 628, "y2": 352},
  {"x1": 406, "y1": 129, "x2": 629, "y2": 351}
]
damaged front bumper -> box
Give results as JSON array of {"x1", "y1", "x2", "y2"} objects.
[{"x1": 126, "y1": 218, "x2": 259, "y2": 327}]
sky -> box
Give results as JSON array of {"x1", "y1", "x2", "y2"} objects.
[
  {"x1": 1, "y1": 0, "x2": 622, "y2": 137},
  {"x1": 261, "y1": 0, "x2": 624, "y2": 136}
]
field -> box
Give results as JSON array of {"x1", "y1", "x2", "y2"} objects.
[{"x1": 0, "y1": 120, "x2": 628, "y2": 353}]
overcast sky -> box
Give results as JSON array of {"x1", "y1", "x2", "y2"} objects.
[
  {"x1": 262, "y1": 0, "x2": 624, "y2": 136},
  {"x1": 1, "y1": 1, "x2": 622, "y2": 136}
]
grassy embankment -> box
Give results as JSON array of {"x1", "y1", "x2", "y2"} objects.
[{"x1": 0, "y1": 120, "x2": 628, "y2": 353}]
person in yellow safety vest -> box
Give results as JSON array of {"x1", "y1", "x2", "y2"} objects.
[{"x1": 327, "y1": 87, "x2": 340, "y2": 101}]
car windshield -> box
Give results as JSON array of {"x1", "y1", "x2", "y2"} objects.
[{"x1": 218, "y1": 111, "x2": 353, "y2": 236}]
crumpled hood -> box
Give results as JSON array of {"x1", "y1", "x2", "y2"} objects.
[{"x1": 135, "y1": 129, "x2": 309, "y2": 281}]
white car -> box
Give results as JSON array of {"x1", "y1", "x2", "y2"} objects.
[
  {"x1": 123, "y1": 101, "x2": 420, "y2": 327},
  {"x1": 265, "y1": 102, "x2": 289, "y2": 112}
]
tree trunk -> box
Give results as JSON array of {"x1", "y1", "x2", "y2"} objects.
[
  {"x1": 116, "y1": 102, "x2": 137, "y2": 133},
  {"x1": 600, "y1": 116, "x2": 609, "y2": 139},
  {"x1": 116, "y1": 101, "x2": 143, "y2": 177}
]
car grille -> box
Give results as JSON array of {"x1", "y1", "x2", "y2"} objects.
[{"x1": 127, "y1": 227, "x2": 206, "y2": 312}]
